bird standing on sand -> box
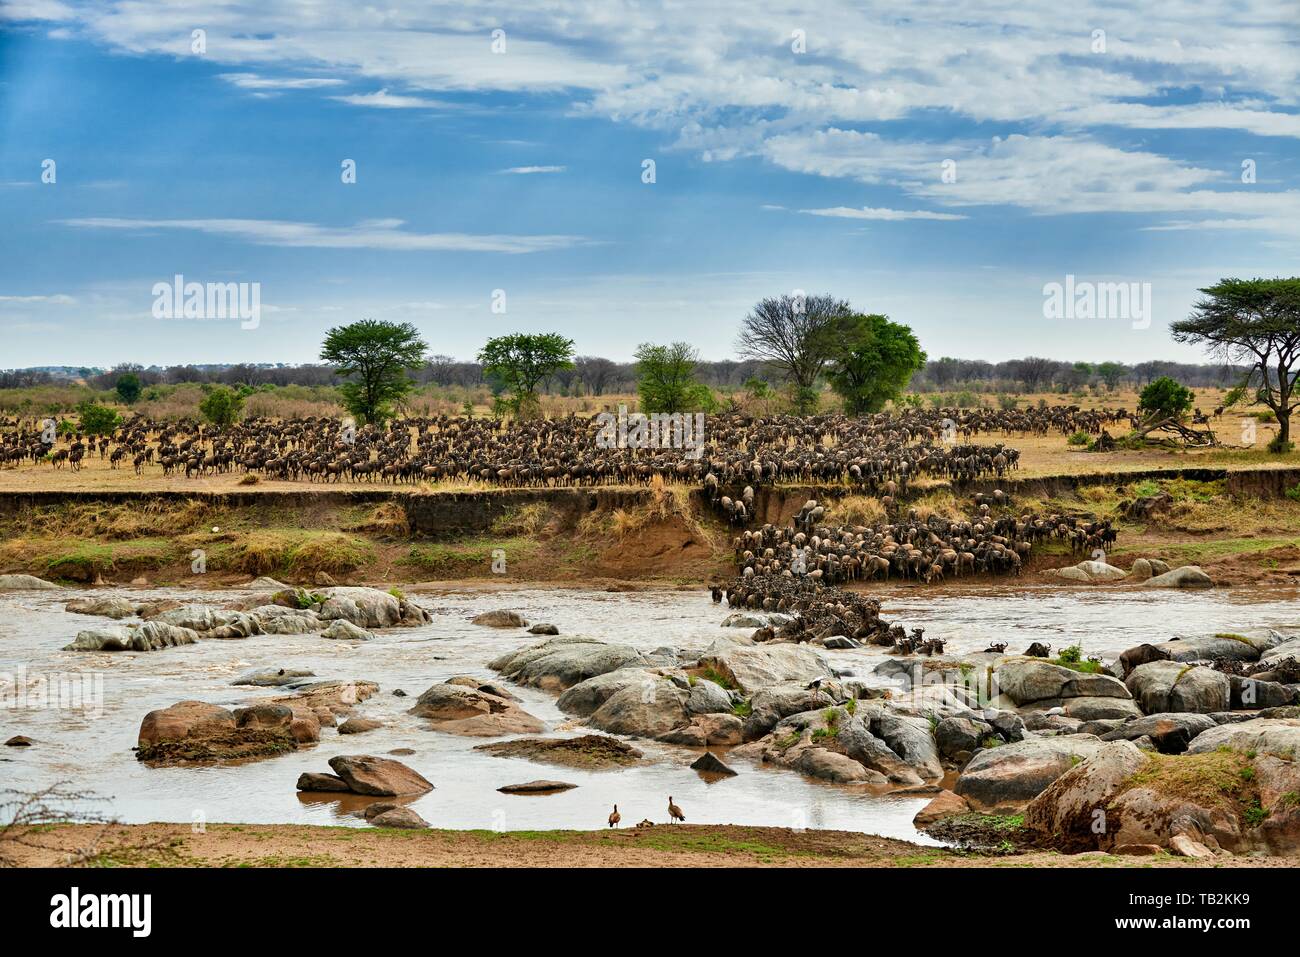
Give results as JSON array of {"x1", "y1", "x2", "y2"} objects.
[
  {"x1": 608, "y1": 804, "x2": 621, "y2": 828},
  {"x1": 668, "y1": 796, "x2": 685, "y2": 823}
]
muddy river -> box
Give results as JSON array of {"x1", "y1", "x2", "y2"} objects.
[{"x1": 2, "y1": 584, "x2": 1297, "y2": 841}]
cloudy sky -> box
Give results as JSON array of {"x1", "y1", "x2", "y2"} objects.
[{"x1": 1, "y1": 1, "x2": 1297, "y2": 367}]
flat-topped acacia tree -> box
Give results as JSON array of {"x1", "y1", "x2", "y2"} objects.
[
  {"x1": 320, "y1": 319, "x2": 428, "y2": 425},
  {"x1": 1172, "y1": 278, "x2": 1300, "y2": 451}
]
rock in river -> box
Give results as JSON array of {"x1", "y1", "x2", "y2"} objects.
[
  {"x1": 409, "y1": 681, "x2": 546, "y2": 736},
  {"x1": 1125, "y1": 661, "x2": 1230, "y2": 714},
  {"x1": 497, "y1": 780, "x2": 578, "y2": 794},
  {"x1": 327, "y1": 754, "x2": 434, "y2": 796},
  {"x1": 490, "y1": 637, "x2": 649, "y2": 692},
  {"x1": 954, "y1": 734, "x2": 1105, "y2": 812},
  {"x1": 65, "y1": 622, "x2": 199, "y2": 652},
  {"x1": 65, "y1": 596, "x2": 139, "y2": 619},
  {"x1": 475, "y1": 734, "x2": 642, "y2": 769},
  {"x1": 0, "y1": 574, "x2": 60, "y2": 591},
  {"x1": 697, "y1": 636, "x2": 832, "y2": 695},
  {"x1": 473, "y1": 609, "x2": 528, "y2": 628}
]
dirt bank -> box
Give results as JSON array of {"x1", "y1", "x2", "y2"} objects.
[
  {"x1": 9, "y1": 822, "x2": 1296, "y2": 868},
  {"x1": 0, "y1": 469, "x2": 1295, "y2": 588}
]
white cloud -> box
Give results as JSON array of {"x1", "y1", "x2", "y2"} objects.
[
  {"x1": 800, "y1": 206, "x2": 967, "y2": 221},
  {"x1": 0, "y1": 293, "x2": 75, "y2": 304},
  {"x1": 500, "y1": 165, "x2": 566, "y2": 174},
  {"x1": 13, "y1": 1, "x2": 1300, "y2": 238},
  {"x1": 59, "y1": 217, "x2": 588, "y2": 254},
  {"x1": 219, "y1": 73, "x2": 344, "y2": 90},
  {"x1": 329, "y1": 89, "x2": 456, "y2": 109}
]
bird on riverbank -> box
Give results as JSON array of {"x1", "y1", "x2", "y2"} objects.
[
  {"x1": 608, "y1": 804, "x2": 621, "y2": 828},
  {"x1": 668, "y1": 796, "x2": 685, "y2": 823}
]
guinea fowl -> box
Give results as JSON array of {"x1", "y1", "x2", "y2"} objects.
[
  {"x1": 608, "y1": 804, "x2": 621, "y2": 828},
  {"x1": 668, "y1": 796, "x2": 685, "y2": 823}
]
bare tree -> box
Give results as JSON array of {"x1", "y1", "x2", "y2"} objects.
[{"x1": 736, "y1": 293, "x2": 851, "y2": 411}]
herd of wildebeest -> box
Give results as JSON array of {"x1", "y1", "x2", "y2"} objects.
[{"x1": 1, "y1": 404, "x2": 1130, "y2": 586}]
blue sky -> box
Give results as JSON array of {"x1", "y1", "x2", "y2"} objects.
[{"x1": 1, "y1": 1, "x2": 1297, "y2": 367}]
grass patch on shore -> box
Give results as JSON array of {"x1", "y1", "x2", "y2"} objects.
[
  {"x1": 1118, "y1": 749, "x2": 1265, "y2": 825},
  {"x1": 0, "y1": 535, "x2": 181, "y2": 581},
  {"x1": 204, "y1": 531, "x2": 375, "y2": 577},
  {"x1": 403, "y1": 535, "x2": 541, "y2": 577}
]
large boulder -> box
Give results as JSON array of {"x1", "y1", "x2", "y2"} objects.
[
  {"x1": 741, "y1": 683, "x2": 840, "y2": 739},
  {"x1": 408, "y1": 681, "x2": 545, "y2": 736},
  {"x1": 995, "y1": 659, "x2": 1131, "y2": 707},
  {"x1": 64, "y1": 622, "x2": 199, "y2": 652},
  {"x1": 66, "y1": 596, "x2": 138, "y2": 619},
  {"x1": 1185, "y1": 717, "x2": 1300, "y2": 758},
  {"x1": 955, "y1": 734, "x2": 1105, "y2": 812},
  {"x1": 248, "y1": 606, "x2": 321, "y2": 634},
  {"x1": 1258, "y1": 637, "x2": 1300, "y2": 674},
  {"x1": 659, "y1": 713, "x2": 745, "y2": 746},
  {"x1": 327, "y1": 754, "x2": 433, "y2": 796},
  {"x1": 1137, "y1": 565, "x2": 1213, "y2": 588},
  {"x1": 1099, "y1": 713, "x2": 1218, "y2": 753},
  {"x1": 0, "y1": 574, "x2": 60, "y2": 590},
  {"x1": 762, "y1": 711, "x2": 887, "y2": 785},
  {"x1": 232, "y1": 667, "x2": 315, "y2": 687},
  {"x1": 686, "y1": 678, "x2": 735, "y2": 715},
  {"x1": 321, "y1": 619, "x2": 374, "y2": 641},
  {"x1": 472, "y1": 609, "x2": 529, "y2": 628},
  {"x1": 1051, "y1": 560, "x2": 1128, "y2": 583},
  {"x1": 697, "y1": 637, "x2": 832, "y2": 694},
  {"x1": 1125, "y1": 661, "x2": 1230, "y2": 714},
  {"x1": 868, "y1": 711, "x2": 943, "y2": 780},
  {"x1": 934, "y1": 716, "x2": 995, "y2": 760},
  {"x1": 1152, "y1": 632, "x2": 1280, "y2": 664},
  {"x1": 490, "y1": 637, "x2": 649, "y2": 692},
  {"x1": 320, "y1": 587, "x2": 402, "y2": 629},
  {"x1": 1023, "y1": 741, "x2": 1151, "y2": 851},
  {"x1": 556, "y1": 669, "x2": 657, "y2": 716},
  {"x1": 138, "y1": 701, "x2": 235, "y2": 748},
  {"x1": 588, "y1": 679, "x2": 692, "y2": 738},
  {"x1": 1231, "y1": 675, "x2": 1299, "y2": 709}
]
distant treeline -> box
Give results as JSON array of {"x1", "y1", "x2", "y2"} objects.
[{"x1": 1, "y1": 355, "x2": 1247, "y2": 396}]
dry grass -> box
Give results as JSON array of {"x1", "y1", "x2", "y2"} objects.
[
  {"x1": 5, "y1": 499, "x2": 212, "y2": 540},
  {"x1": 833, "y1": 495, "x2": 887, "y2": 526}
]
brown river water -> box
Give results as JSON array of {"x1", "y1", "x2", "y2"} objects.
[{"x1": 1, "y1": 584, "x2": 1297, "y2": 842}]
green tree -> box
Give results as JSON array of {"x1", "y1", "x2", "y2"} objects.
[
  {"x1": 822, "y1": 313, "x2": 927, "y2": 415},
  {"x1": 736, "y1": 293, "x2": 851, "y2": 413},
  {"x1": 115, "y1": 372, "x2": 142, "y2": 404},
  {"x1": 75, "y1": 400, "x2": 122, "y2": 436},
  {"x1": 477, "y1": 333, "x2": 575, "y2": 418},
  {"x1": 1095, "y1": 361, "x2": 1127, "y2": 391},
  {"x1": 320, "y1": 319, "x2": 428, "y2": 425},
  {"x1": 199, "y1": 385, "x2": 246, "y2": 428},
  {"x1": 1137, "y1": 376, "x2": 1194, "y2": 423},
  {"x1": 1172, "y1": 277, "x2": 1300, "y2": 449},
  {"x1": 634, "y1": 341, "x2": 714, "y2": 413}
]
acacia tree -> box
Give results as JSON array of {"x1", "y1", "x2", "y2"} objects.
[
  {"x1": 822, "y1": 314, "x2": 926, "y2": 414},
  {"x1": 1172, "y1": 278, "x2": 1300, "y2": 451},
  {"x1": 320, "y1": 320, "x2": 428, "y2": 425},
  {"x1": 736, "y1": 293, "x2": 851, "y2": 413},
  {"x1": 478, "y1": 333, "x2": 574, "y2": 418},
  {"x1": 634, "y1": 341, "x2": 714, "y2": 413}
]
